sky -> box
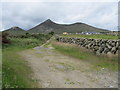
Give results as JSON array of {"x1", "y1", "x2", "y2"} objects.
[{"x1": 0, "y1": 0, "x2": 119, "y2": 31}]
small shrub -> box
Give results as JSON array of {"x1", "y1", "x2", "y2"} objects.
[{"x1": 2, "y1": 32, "x2": 11, "y2": 44}]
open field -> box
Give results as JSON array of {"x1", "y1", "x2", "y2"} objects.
[{"x1": 61, "y1": 34, "x2": 119, "y2": 40}]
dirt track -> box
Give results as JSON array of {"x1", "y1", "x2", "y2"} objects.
[{"x1": 19, "y1": 44, "x2": 118, "y2": 88}]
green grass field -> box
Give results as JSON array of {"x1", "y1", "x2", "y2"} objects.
[
  {"x1": 52, "y1": 42, "x2": 118, "y2": 71},
  {"x1": 61, "y1": 34, "x2": 119, "y2": 40}
]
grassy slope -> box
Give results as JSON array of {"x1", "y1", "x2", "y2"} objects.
[
  {"x1": 2, "y1": 37, "x2": 51, "y2": 88},
  {"x1": 61, "y1": 34, "x2": 118, "y2": 40},
  {"x1": 52, "y1": 42, "x2": 118, "y2": 71}
]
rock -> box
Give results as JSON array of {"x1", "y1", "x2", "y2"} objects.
[
  {"x1": 101, "y1": 68, "x2": 105, "y2": 70},
  {"x1": 107, "y1": 52, "x2": 112, "y2": 55},
  {"x1": 85, "y1": 45, "x2": 89, "y2": 49},
  {"x1": 101, "y1": 44, "x2": 105, "y2": 47},
  {"x1": 94, "y1": 46, "x2": 99, "y2": 51},
  {"x1": 96, "y1": 50, "x2": 101, "y2": 55},
  {"x1": 98, "y1": 47, "x2": 104, "y2": 53},
  {"x1": 111, "y1": 47, "x2": 116, "y2": 53},
  {"x1": 107, "y1": 44, "x2": 112, "y2": 49},
  {"x1": 111, "y1": 42, "x2": 116, "y2": 46},
  {"x1": 116, "y1": 42, "x2": 119, "y2": 48},
  {"x1": 55, "y1": 65, "x2": 66, "y2": 70},
  {"x1": 103, "y1": 48, "x2": 109, "y2": 54},
  {"x1": 115, "y1": 50, "x2": 118, "y2": 55},
  {"x1": 86, "y1": 43, "x2": 92, "y2": 49}
]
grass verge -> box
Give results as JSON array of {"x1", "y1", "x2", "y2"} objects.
[
  {"x1": 2, "y1": 37, "x2": 50, "y2": 88},
  {"x1": 52, "y1": 42, "x2": 118, "y2": 71}
]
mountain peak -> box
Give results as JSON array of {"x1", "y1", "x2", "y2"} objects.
[
  {"x1": 40, "y1": 19, "x2": 56, "y2": 26},
  {"x1": 11, "y1": 26, "x2": 19, "y2": 30},
  {"x1": 46, "y1": 19, "x2": 52, "y2": 21},
  {"x1": 44, "y1": 19, "x2": 53, "y2": 23},
  {"x1": 9, "y1": 26, "x2": 25, "y2": 31}
]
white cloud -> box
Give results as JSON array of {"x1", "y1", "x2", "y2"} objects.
[{"x1": 1, "y1": 1, "x2": 118, "y2": 31}]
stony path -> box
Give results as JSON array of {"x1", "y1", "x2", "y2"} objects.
[{"x1": 19, "y1": 44, "x2": 118, "y2": 88}]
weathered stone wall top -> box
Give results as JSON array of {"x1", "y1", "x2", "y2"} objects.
[{"x1": 56, "y1": 36, "x2": 119, "y2": 55}]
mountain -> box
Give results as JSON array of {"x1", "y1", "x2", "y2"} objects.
[
  {"x1": 3, "y1": 26, "x2": 26, "y2": 36},
  {"x1": 28, "y1": 19, "x2": 110, "y2": 34},
  {"x1": 3, "y1": 19, "x2": 111, "y2": 35},
  {"x1": 28, "y1": 19, "x2": 65, "y2": 34}
]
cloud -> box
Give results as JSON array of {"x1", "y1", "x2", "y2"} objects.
[{"x1": 1, "y1": 1, "x2": 118, "y2": 31}]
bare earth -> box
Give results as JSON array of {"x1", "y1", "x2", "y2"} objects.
[{"x1": 19, "y1": 44, "x2": 118, "y2": 88}]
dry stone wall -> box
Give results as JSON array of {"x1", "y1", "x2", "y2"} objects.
[{"x1": 56, "y1": 36, "x2": 119, "y2": 55}]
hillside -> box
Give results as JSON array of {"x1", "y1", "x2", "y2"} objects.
[
  {"x1": 28, "y1": 19, "x2": 65, "y2": 34},
  {"x1": 3, "y1": 26, "x2": 26, "y2": 36},
  {"x1": 28, "y1": 19, "x2": 110, "y2": 34}
]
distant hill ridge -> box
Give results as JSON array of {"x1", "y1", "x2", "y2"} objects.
[
  {"x1": 3, "y1": 26, "x2": 26, "y2": 35},
  {"x1": 3, "y1": 19, "x2": 110, "y2": 35}
]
